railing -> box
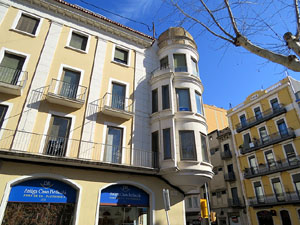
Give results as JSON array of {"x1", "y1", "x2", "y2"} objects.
[
  {"x1": 221, "y1": 150, "x2": 232, "y2": 159},
  {"x1": 0, "y1": 128, "x2": 158, "y2": 168},
  {"x1": 240, "y1": 128, "x2": 295, "y2": 154},
  {"x1": 151, "y1": 65, "x2": 193, "y2": 78},
  {"x1": 248, "y1": 191, "x2": 300, "y2": 207},
  {"x1": 101, "y1": 92, "x2": 134, "y2": 114},
  {"x1": 47, "y1": 79, "x2": 87, "y2": 102},
  {"x1": 0, "y1": 66, "x2": 28, "y2": 87},
  {"x1": 174, "y1": 66, "x2": 188, "y2": 72},
  {"x1": 228, "y1": 198, "x2": 244, "y2": 207},
  {"x1": 236, "y1": 104, "x2": 286, "y2": 132},
  {"x1": 224, "y1": 172, "x2": 236, "y2": 181},
  {"x1": 244, "y1": 155, "x2": 300, "y2": 178}
]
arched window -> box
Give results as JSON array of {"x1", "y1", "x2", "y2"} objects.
[
  {"x1": 2, "y1": 178, "x2": 77, "y2": 225},
  {"x1": 280, "y1": 210, "x2": 292, "y2": 225},
  {"x1": 257, "y1": 210, "x2": 274, "y2": 225},
  {"x1": 99, "y1": 184, "x2": 149, "y2": 225}
]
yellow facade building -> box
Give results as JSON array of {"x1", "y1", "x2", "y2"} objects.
[
  {"x1": 0, "y1": 0, "x2": 213, "y2": 224},
  {"x1": 227, "y1": 77, "x2": 300, "y2": 225},
  {"x1": 204, "y1": 104, "x2": 228, "y2": 133}
]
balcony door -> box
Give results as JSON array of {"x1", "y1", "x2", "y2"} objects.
[
  {"x1": 277, "y1": 119, "x2": 288, "y2": 137},
  {"x1": 259, "y1": 127, "x2": 269, "y2": 144},
  {"x1": 0, "y1": 53, "x2": 25, "y2": 85},
  {"x1": 105, "y1": 126, "x2": 123, "y2": 163},
  {"x1": 60, "y1": 69, "x2": 80, "y2": 99},
  {"x1": 111, "y1": 83, "x2": 126, "y2": 110},
  {"x1": 45, "y1": 115, "x2": 71, "y2": 157},
  {"x1": 249, "y1": 156, "x2": 258, "y2": 174},
  {"x1": 264, "y1": 150, "x2": 276, "y2": 169},
  {"x1": 271, "y1": 178, "x2": 284, "y2": 201},
  {"x1": 254, "y1": 181, "x2": 264, "y2": 203},
  {"x1": 254, "y1": 107, "x2": 262, "y2": 120},
  {"x1": 243, "y1": 133, "x2": 252, "y2": 149},
  {"x1": 231, "y1": 187, "x2": 239, "y2": 205}
]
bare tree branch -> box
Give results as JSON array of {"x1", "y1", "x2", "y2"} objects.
[
  {"x1": 295, "y1": 0, "x2": 300, "y2": 38},
  {"x1": 284, "y1": 32, "x2": 300, "y2": 58},
  {"x1": 224, "y1": 0, "x2": 240, "y2": 35}
]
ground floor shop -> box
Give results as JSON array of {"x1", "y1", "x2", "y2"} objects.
[{"x1": 0, "y1": 159, "x2": 186, "y2": 225}]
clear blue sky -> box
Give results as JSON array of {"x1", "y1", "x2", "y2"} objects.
[{"x1": 66, "y1": 0, "x2": 299, "y2": 110}]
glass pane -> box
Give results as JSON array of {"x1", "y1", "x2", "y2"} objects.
[
  {"x1": 70, "y1": 32, "x2": 87, "y2": 50},
  {"x1": 243, "y1": 133, "x2": 251, "y2": 148},
  {"x1": 152, "y1": 89, "x2": 158, "y2": 113},
  {"x1": 254, "y1": 107, "x2": 262, "y2": 119},
  {"x1": 201, "y1": 134, "x2": 209, "y2": 162},
  {"x1": 163, "y1": 128, "x2": 171, "y2": 159},
  {"x1": 284, "y1": 144, "x2": 296, "y2": 162},
  {"x1": 240, "y1": 114, "x2": 247, "y2": 126},
  {"x1": 255, "y1": 185, "x2": 264, "y2": 203},
  {"x1": 0, "y1": 53, "x2": 25, "y2": 85},
  {"x1": 111, "y1": 83, "x2": 125, "y2": 110},
  {"x1": 295, "y1": 182, "x2": 300, "y2": 194},
  {"x1": 277, "y1": 120, "x2": 288, "y2": 136},
  {"x1": 179, "y1": 131, "x2": 196, "y2": 160},
  {"x1": 273, "y1": 181, "x2": 284, "y2": 201},
  {"x1": 16, "y1": 14, "x2": 39, "y2": 34},
  {"x1": 259, "y1": 127, "x2": 269, "y2": 143},
  {"x1": 160, "y1": 56, "x2": 168, "y2": 69},
  {"x1": 176, "y1": 89, "x2": 190, "y2": 111},
  {"x1": 271, "y1": 98, "x2": 280, "y2": 110},
  {"x1": 195, "y1": 92, "x2": 202, "y2": 114},
  {"x1": 0, "y1": 105, "x2": 8, "y2": 128},
  {"x1": 191, "y1": 58, "x2": 198, "y2": 75},
  {"x1": 173, "y1": 54, "x2": 187, "y2": 72},
  {"x1": 162, "y1": 85, "x2": 170, "y2": 110},
  {"x1": 105, "y1": 127, "x2": 122, "y2": 163},
  {"x1": 265, "y1": 151, "x2": 276, "y2": 168},
  {"x1": 60, "y1": 69, "x2": 80, "y2": 99},
  {"x1": 114, "y1": 48, "x2": 128, "y2": 64}
]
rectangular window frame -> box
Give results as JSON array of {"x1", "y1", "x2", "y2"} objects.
[
  {"x1": 162, "y1": 85, "x2": 170, "y2": 110},
  {"x1": 163, "y1": 128, "x2": 172, "y2": 160},
  {"x1": 201, "y1": 133, "x2": 209, "y2": 162},
  {"x1": 152, "y1": 89, "x2": 158, "y2": 113},
  {"x1": 191, "y1": 57, "x2": 198, "y2": 76},
  {"x1": 11, "y1": 11, "x2": 42, "y2": 37},
  {"x1": 112, "y1": 45, "x2": 130, "y2": 66},
  {"x1": 160, "y1": 56, "x2": 169, "y2": 69},
  {"x1": 176, "y1": 88, "x2": 191, "y2": 112},
  {"x1": 104, "y1": 125, "x2": 124, "y2": 164},
  {"x1": 195, "y1": 91, "x2": 203, "y2": 115},
  {"x1": 0, "y1": 104, "x2": 8, "y2": 129},
  {"x1": 66, "y1": 29, "x2": 90, "y2": 53},
  {"x1": 179, "y1": 130, "x2": 197, "y2": 161},
  {"x1": 173, "y1": 54, "x2": 187, "y2": 72}
]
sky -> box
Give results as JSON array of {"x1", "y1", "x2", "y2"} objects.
[{"x1": 65, "y1": 0, "x2": 300, "y2": 110}]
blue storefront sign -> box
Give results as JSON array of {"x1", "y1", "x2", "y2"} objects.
[
  {"x1": 8, "y1": 179, "x2": 76, "y2": 203},
  {"x1": 100, "y1": 184, "x2": 149, "y2": 206}
]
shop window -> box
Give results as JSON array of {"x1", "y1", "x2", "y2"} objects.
[
  {"x1": 195, "y1": 91, "x2": 203, "y2": 114},
  {"x1": 111, "y1": 83, "x2": 126, "y2": 110},
  {"x1": 179, "y1": 131, "x2": 196, "y2": 160},
  {"x1": 2, "y1": 178, "x2": 77, "y2": 225},
  {"x1": 114, "y1": 47, "x2": 128, "y2": 65},
  {"x1": 162, "y1": 85, "x2": 170, "y2": 110},
  {"x1": 104, "y1": 126, "x2": 123, "y2": 163},
  {"x1": 160, "y1": 56, "x2": 168, "y2": 69},
  {"x1": 99, "y1": 184, "x2": 149, "y2": 225},
  {"x1": 191, "y1": 57, "x2": 198, "y2": 75},
  {"x1": 0, "y1": 52, "x2": 25, "y2": 85},
  {"x1": 45, "y1": 115, "x2": 71, "y2": 157},
  {"x1": 15, "y1": 13, "x2": 40, "y2": 35},
  {"x1": 163, "y1": 128, "x2": 171, "y2": 160},
  {"x1": 173, "y1": 54, "x2": 187, "y2": 72},
  {"x1": 176, "y1": 88, "x2": 191, "y2": 111},
  {"x1": 152, "y1": 89, "x2": 158, "y2": 113},
  {"x1": 0, "y1": 105, "x2": 8, "y2": 128},
  {"x1": 59, "y1": 69, "x2": 80, "y2": 99},
  {"x1": 69, "y1": 31, "x2": 88, "y2": 51},
  {"x1": 201, "y1": 133, "x2": 209, "y2": 162}
]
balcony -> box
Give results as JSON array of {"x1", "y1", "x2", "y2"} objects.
[
  {"x1": 0, "y1": 128, "x2": 158, "y2": 169},
  {"x1": 0, "y1": 66, "x2": 28, "y2": 95},
  {"x1": 248, "y1": 192, "x2": 300, "y2": 208},
  {"x1": 240, "y1": 128, "x2": 295, "y2": 154},
  {"x1": 46, "y1": 79, "x2": 87, "y2": 109},
  {"x1": 244, "y1": 155, "x2": 300, "y2": 178},
  {"x1": 236, "y1": 104, "x2": 286, "y2": 133},
  {"x1": 100, "y1": 92, "x2": 133, "y2": 120},
  {"x1": 224, "y1": 172, "x2": 236, "y2": 182},
  {"x1": 221, "y1": 150, "x2": 232, "y2": 159},
  {"x1": 228, "y1": 198, "x2": 244, "y2": 208},
  {"x1": 151, "y1": 65, "x2": 198, "y2": 79}
]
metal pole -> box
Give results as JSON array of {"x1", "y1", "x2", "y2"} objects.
[
  {"x1": 205, "y1": 183, "x2": 211, "y2": 225},
  {"x1": 166, "y1": 210, "x2": 170, "y2": 225}
]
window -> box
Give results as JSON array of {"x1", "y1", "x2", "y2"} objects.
[
  {"x1": 271, "y1": 178, "x2": 284, "y2": 201},
  {"x1": 160, "y1": 56, "x2": 168, "y2": 69},
  {"x1": 221, "y1": 190, "x2": 226, "y2": 195},
  {"x1": 195, "y1": 91, "x2": 203, "y2": 114},
  {"x1": 152, "y1": 89, "x2": 158, "y2": 113},
  {"x1": 173, "y1": 54, "x2": 187, "y2": 72},
  {"x1": 151, "y1": 131, "x2": 159, "y2": 168},
  {"x1": 191, "y1": 57, "x2": 198, "y2": 75},
  {"x1": 271, "y1": 98, "x2": 280, "y2": 111},
  {"x1": 162, "y1": 85, "x2": 170, "y2": 110},
  {"x1": 231, "y1": 187, "x2": 239, "y2": 204},
  {"x1": 248, "y1": 155, "x2": 258, "y2": 174},
  {"x1": 259, "y1": 126, "x2": 269, "y2": 144},
  {"x1": 240, "y1": 114, "x2": 247, "y2": 127},
  {"x1": 254, "y1": 107, "x2": 262, "y2": 120},
  {"x1": 15, "y1": 13, "x2": 40, "y2": 35},
  {"x1": 193, "y1": 197, "x2": 199, "y2": 208},
  {"x1": 105, "y1": 126, "x2": 123, "y2": 163},
  {"x1": 0, "y1": 105, "x2": 8, "y2": 128},
  {"x1": 292, "y1": 174, "x2": 300, "y2": 196},
  {"x1": 254, "y1": 181, "x2": 264, "y2": 203},
  {"x1": 284, "y1": 144, "x2": 296, "y2": 163},
  {"x1": 201, "y1": 133, "x2": 209, "y2": 162},
  {"x1": 224, "y1": 143, "x2": 230, "y2": 153},
  {"x1": 187, "y1": 197, "x2": 192, "y2": 208},
  {"x1": 212, "y1": 192, "x2": 216, "y2": 196},
  {"x1": 280, "y1": 210, "x2": 292, "y2": 225},
  {"x1": 295, "y1": 91, "x2": 300, "y2": 101},
  {"x1": 243, "y1": 133, "x2": 252, "y2": 148},
  {"x1": 176, "y1": 89, "x2": 191, "y2": 111},
  {"x1": 45, "y1": 115, "x2": 71, "y2": 157},
  {"x1": 277, "y1": 119, "x2": 288, "y2": 136},
  {"x1": 264, "y1": 150, "x2": 276, "y2": 168},
  {"x1": 218, "y1": 167, "x2": 223, "y2": 172},
  {"x1": 216, "y1": 192, "x2": 221, "y2": 198},
  {"x1": 114, "y1": 47, "x2": 128, "y2": 65},
  {"x1": 0, "y1": 52, "x2": 25, "y2": 85},
  {"x1": 163, "y1": 128, "x2": 171, "y2": 159},
  {"x1": 111, "y1": 83, "x2": 126, "y2": 110},
  {"x1": 59, "y1": 69, "x2": 80, "y2": 99},
  {"x1": 69, "y1": 32, "x2": 88, "y2": 51},
  {"x1": 179, "y1": 131, "x2": 196, "y2": 160}
]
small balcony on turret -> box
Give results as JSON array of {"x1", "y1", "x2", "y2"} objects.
[{"x1": 0, "y1": 66, "x2": 28, "y2": 96}]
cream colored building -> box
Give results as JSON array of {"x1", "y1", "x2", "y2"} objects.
[
  {"x1": 0, "y1": 0, "x2": 213, "y2": 224},
  {"x1": 228, "y1": 77, "x2": 300, "y2": 225}
]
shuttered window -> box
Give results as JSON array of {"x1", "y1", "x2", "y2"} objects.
[{"x1": 16, "y1": 14, "x2": 39, "y2": 35}]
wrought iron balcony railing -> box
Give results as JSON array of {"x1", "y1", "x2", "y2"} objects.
[
  {"x1": 248, "y1": 192, "x2": 300, "y2": 207},
  {"x1": 0, "y1": 128, "x2": 158, "y2": 169},
  {"x1": 221, "y1": 150, "x2": 232, "y2": 159},
  {"x1": 47, "y1": 79, "x2": 87, "y2": 102},
  {"x1": 240, "y1": 128, "x2": 295, "y2": 154},
  {"x1": 224, "y1": 172, "x2": 236, "y2": 181},
  {"x1": 244, "y1": 155, "x2": 300, "y2": 178},
  {"x1": 228, "y1": 198, "x2": 244, "y2": 208},
  {"x1": 0, "y1": 66, "x2": 28, "y2": 88},
  {"x1": 236, "y1": 104, "x2": 286, "y2": 132}
]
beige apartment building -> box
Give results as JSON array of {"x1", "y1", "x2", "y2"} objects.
[{"x1": 0, "y1": 0, "x2": 214, "y2": 224}]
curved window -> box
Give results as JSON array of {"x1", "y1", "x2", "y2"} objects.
[
  {"x1": 99, "y1": 184, "x2": 149, "y2": 225},
  {"x1": 2, "y1": 178, "x2": 77, "y2": 225},
  {"x1": 280, "y1": 210, "x2": 291, "y2": 225}
]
